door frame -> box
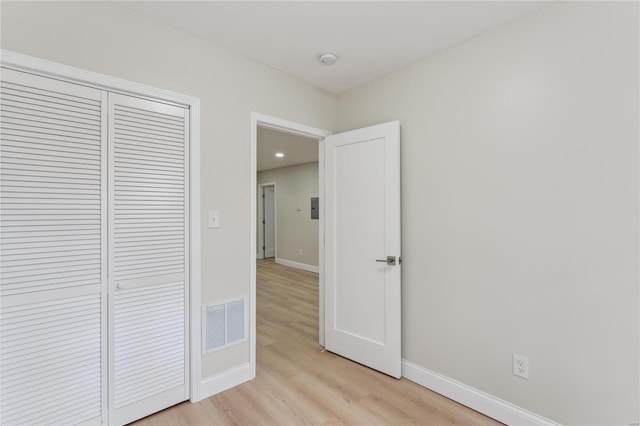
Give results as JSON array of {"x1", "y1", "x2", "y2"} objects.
[
  {"x1": 250, "y1": 113, "x2": 331, "y2": 378},
  {"x1": 257, "y1": 182, "x2": 277, "y2": 260},
  {"x1": 0, "y1": 50, "x2": 203, "y2": 405}
]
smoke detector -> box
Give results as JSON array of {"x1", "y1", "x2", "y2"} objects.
[{"x1": 319, "y1": 51, "x2": 338, "y2": 65}]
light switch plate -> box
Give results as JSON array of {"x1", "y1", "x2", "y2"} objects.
[{"x1": 208, "y1": 210, "x2": 220, "y2": 228}]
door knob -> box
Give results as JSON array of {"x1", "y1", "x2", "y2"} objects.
[{"x1": 375, "y1": 256, "x2": 396, "y2": 265}]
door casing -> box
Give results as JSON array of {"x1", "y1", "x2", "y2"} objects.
[{"x1": 250, "y1": 113, "x2": 331, "y2": 378}]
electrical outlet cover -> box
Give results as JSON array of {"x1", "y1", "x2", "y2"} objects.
[{"x1": 513, "y1": 354, "x2": 530, "y2": 379}]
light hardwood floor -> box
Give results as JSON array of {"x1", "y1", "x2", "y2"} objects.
[{"x1": 134, "y1": 259, "x2": 501, "y2": 425}]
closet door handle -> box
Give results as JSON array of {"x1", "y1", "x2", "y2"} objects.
[{"x1": 117, "y1": 281, "x2": 158, "y2": 290}]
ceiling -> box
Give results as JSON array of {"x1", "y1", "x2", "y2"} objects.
[
  {"x1": 123, "y1": 1, "x2": 549, "y2": 94},
  {"x1": 257, "y1": 127, "x2": 318, "y2": 172},
  {"x1": 123, "y1": 1, "x2": 549, "y2": 167}
]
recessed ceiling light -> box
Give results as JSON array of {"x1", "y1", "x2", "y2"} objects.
[{"x1": 275, "y1": 152, "x2": 285, "y2": 158}]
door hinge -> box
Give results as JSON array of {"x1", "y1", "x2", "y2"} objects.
[
  {"x1": 262, "y1": 246, "x2": 265, "y2": 250},
  {"x1": 262, "y1": 220, "x2": 265, "y2": 224}
]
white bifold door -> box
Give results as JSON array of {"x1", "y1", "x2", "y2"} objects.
[
  {"x1": 108, "y1": 94, "x2": 189, "y2": 424},
  {"x1": 0, "y1": 69, "x2": 189, "y2": 425},
  {"x1": 0, "y1": 68, "x2": 108, "y2": 426}
]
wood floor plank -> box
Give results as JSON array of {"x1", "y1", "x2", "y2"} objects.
[{"x1": 133, "y1": 259, "x2": 501, "y2": 425}]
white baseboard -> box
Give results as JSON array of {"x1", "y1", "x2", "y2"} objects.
[
  {"x1": 275, "y1": 258, "x2": 319, "y2": 273},
  {"x1": 401, "y1": 360, "x2": 560, "y2": 426},
  {"x1": 200, "y1": 362, "x2": 252, "y2": 400},
  {"x1": 256, "y1": 252, "x2": 264, "y2": 260}
]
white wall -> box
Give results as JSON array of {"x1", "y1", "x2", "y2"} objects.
[
  {"x1": 336, "y1": 2, "x2": 639, "y2": 425},
  {"x1": 258, "y1": 162, "x2": 319, "y2": 268},
  {"x1": 0, "y1": 1, "x2": 337, "y2": 378}
]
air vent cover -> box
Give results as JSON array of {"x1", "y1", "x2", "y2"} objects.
[{"x1": 202, "y1": 297, "x2": 246, "y2": 354}]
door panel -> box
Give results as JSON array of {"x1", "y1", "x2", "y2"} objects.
[
  {"x1": 324, "y1": 121, "x2": 401, "y2": 378},
  {"x1": 264, "y1": 186, "x2": 276, "y2": 258},
  {"x1": 334, "y1": 138, "x2": 387, "y2": 343},
  {"x1": 108, "y1": 93, "x2": 189, "y2": 425},
  {"x1": 0, "y1": 68, "x2": 106, "y2": 425}
]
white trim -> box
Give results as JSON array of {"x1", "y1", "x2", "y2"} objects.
[
  {"x1": 200, "y1": 363, "x2": 252, "y2": 400},
  {"x1": 189, "y1": 100, "x2": 202, "y2": 403},
  {"x1": 253, "y1": 113, "x2": 332, "y2": 140},
  {"x1": 250, "y1": 112, "x2": 331, "y2": 381},
  {"x1": 275, "y1": 258, "x2": 319, "y2": 274},
  {"x1": 99, "y1": 90, "x2": 109, "y2": 424},
  {"x1": 250, "y1": 116, "x2": 258, "y2": 380},
  {"x1": 183, "y1": 100, "x2": 192, "y2": 403},
  {"x1": 401, "y1": 360, "x2": 560, "y2": 426},
  {"x1": 318, "y1": 139, "x2": 325, "y2": 347},
  {"x1": 0, "y1": 50, "x2": 195, "y2": 107},
  {"x1": 1, "y1": 50, "x2": 203, "y2": 406}
]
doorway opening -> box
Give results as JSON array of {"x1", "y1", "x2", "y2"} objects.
[
  {"x1": 257, "y1": 126, "x2": 320, "y2": 271},
  {"x1": 249, "y1": 113, "x2": 331, "y2": 379}
]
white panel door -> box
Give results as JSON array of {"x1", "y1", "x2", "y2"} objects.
[
  {"x1": 0, "y1": 68, "x2": 107, "y2": 425},
  {"x1": 263, "y1": 186, "x2": 276, "y2": 258},
  {"x1": 324, "y1": 121, "x2": 401, "y2": 378},
  {"x1": 108, "y1": 93, "x2": 189, "y2": 425}
]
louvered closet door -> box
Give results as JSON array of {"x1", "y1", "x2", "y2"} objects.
[
  {"x1": 108, "y1": 93, "x2": 189, "y2": 425},
  {"x1": 0, "y1": 68, "x2": 107, "y2": 425}
]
